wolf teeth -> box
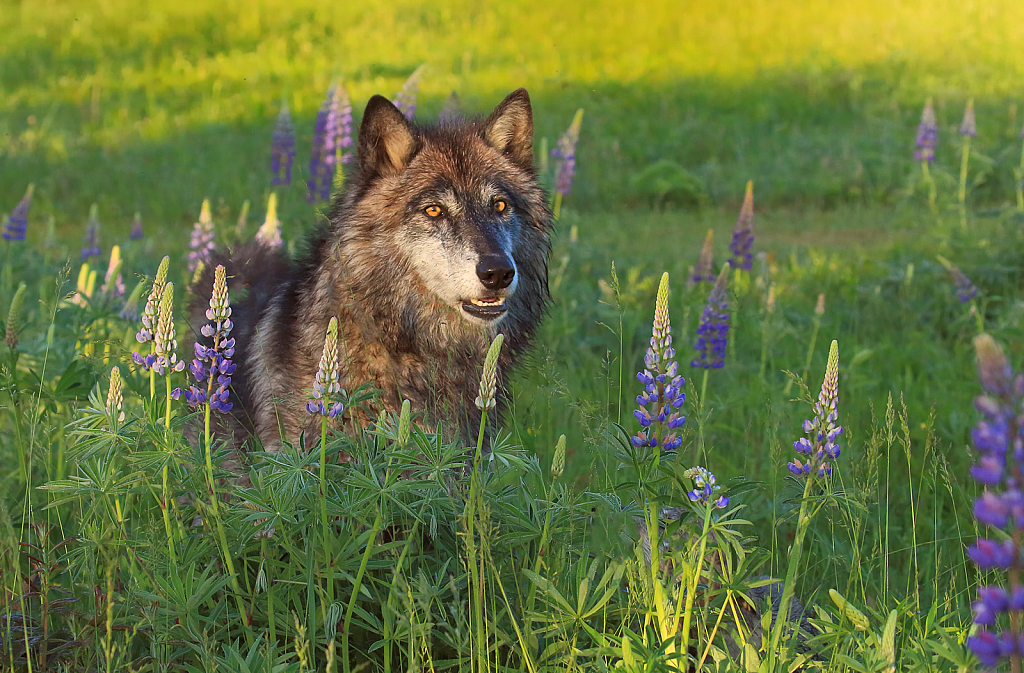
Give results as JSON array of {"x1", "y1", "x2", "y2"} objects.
[{"x1": 469, "y1": 299, "x2": 504, "y2": 307}]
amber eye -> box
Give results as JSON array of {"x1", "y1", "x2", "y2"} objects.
[
  {"x1": 494, "y1": 199, "x2": 508, "y2": 214},
  {"x1": 424, "y1": 205, "x2": 443, "y2": 218}
]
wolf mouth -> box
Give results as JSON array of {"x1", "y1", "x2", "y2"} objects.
[{"x1": 460, "y1": 297, "x2": 507, "y2": 320}]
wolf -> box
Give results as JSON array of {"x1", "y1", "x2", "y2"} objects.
[{"x1": 191, "y1": 88, "x2": 552, "y2": 454}]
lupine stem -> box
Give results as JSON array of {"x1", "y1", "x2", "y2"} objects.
[
  {"x1": 321, "y1": 416, "x2": 334, "y2": 607},
  {"x1": 553, "y1": 191, "x2": 562, "y2": 221},
  {"x1": 679, "y1": 499, "x2": 714, "y2": 660},
  {"x1": 465, "y1": 408, "x2": 489, "y2": 673},
  {"x1": 959, "y1": 134, "x2": 971, "y2": 231},
  {"x1": 1016, "y1": 141, "x2": 1024, "y2": 213},
  {"x1": 767, "y1": 474, "x2": 815, "y2": 671},
  {"x1": 921, "y1": 160, "x2": 936, "y2": 212}
]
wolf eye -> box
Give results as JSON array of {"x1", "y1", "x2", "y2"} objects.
[
  {"x1": 424, "y1": 205, "x2": 443, "y2": 218},
  {"x1": 494, "y1": 199, "x2": 508, "y2": 214}
]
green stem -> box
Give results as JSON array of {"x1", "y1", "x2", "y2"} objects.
[
  {"x1": 466, "y1": 409, "x2": 489, "y2": 673},
  {"x1": 160, "y1": 375, "x2": 178, "y2": 566},
  {"x1": 679, "y1": 500, "x2": 714, "y2": 659},
  {"x1": 1017, "y1": 141, "x2": 1024, "y2": 213},
  {"x1": 767, "y1": 475, "x2": 815, "y2": 671},
  {"x1": 921, "y1": 160, "x2": 936, "y2": 212},
  {"x1": 321, "y1": 416, "x2": 334, "y2": 607},
  {"x1": 553, "y1": 192, "x2": 562, "y2": 221},
  {"x1": 343, "y1": 510, "x2": 382, "y2": 673},
  {"x1": 958, "y1": 135, "x2": 971, "y2": 231}
]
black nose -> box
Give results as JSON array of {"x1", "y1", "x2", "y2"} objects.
[{"x1": 476, "y1": 255, "x2": 515, "y2": 290}]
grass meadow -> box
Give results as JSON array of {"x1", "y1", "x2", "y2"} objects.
[{"x1": 4, "y1": 0, "x2": 1024, "y2": 670}]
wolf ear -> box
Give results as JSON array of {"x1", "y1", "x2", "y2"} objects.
[
  {"x1": 358, "y1": 95, "x2": 416, "y2": 178},
  {"x1": 482, "y1": 88, "x2": 534, "y2": 169}
]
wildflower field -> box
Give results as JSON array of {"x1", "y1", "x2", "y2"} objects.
[{"x1": 5, "y1": 0, "x2": 1024, "y2": 670}]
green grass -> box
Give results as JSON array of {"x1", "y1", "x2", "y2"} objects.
[{"x1": 4, "y1": 1, "x2": 1024, "y2": 670}]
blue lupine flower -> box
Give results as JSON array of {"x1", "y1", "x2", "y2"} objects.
[
  {"x1": 81, "y1": 205, "x2": 102, "y2": 259},
  {"x1": 915, "y1": 99, "x2": 938, "y2": 163},
  {"x1": 691, "y1": 264, "x2": 730, "y2": 369},
  {"x1": 966, "y1": 334, "x2": 1024, "y2": 668},
  {"x1": 631, "y1": 273, "x2": 686, "y2": 451},
  {"x1": 188, "y1": 199, "x2": 215, "y2": 274},
  {"x1": 271, "y1": 102, "x2": 296, "y2": 187},
  {"x1": 937, "y1": 255, "x2": 979, "y2": 303},
  {"x1": 393, "y1": 66, "x2": 423, "y2": 121},
  {"x1": 684, "y1": 466, "x2": 728, "y2": 509},
  {"x1": 132, "y1": 281, "x2": 185, "y2": 375},
  {"x1": 129, "y1": 211, "x2": 144, "y2": 240},
  {"x1": 182, "y1": 265, "x2": 235, "y2": 413},
  {"x1": 306, "y1": 87, "x2": 334, "y2": 202},
  {"x1": 2, "y1": 184, "x2": 33, "y2": 241},
  {"x1": 307, "y1": 317, "x2": 344, "y2": 418},
  {"x1": 323, "y1": 84, "x2": 353, "y2": 171},
  {"x1": 728, "y1": 181, "x2": 755, "y2": 271},
  {"x1": 787, "y1": 340, "x2": 841, "y2": 478},
  {"x1": 551, "y1": 109, "x2": 584, "y2": 196},
  {"x1": 690, "y1": 229, "x2": 715, "y2": 285}
]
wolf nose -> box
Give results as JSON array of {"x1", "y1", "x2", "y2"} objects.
[{"x1": 476, "y1": 255, "x2": 515, "y2": 290}]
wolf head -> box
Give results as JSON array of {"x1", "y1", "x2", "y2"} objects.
[{"x1": 335, "y1": 88, "x2": 551, "y2": 341}]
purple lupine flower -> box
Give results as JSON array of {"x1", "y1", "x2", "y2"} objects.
[
  {"x1": 133, "y1": 256, "x2": 169, "y2": 363},
  {"x1": 2, "y1": 184, "x2": 33, "y2": 241},
  {"x1": 691, "y1": 264, "x2": 731, "y2": 370},
  {"x1": 551, "y1": 109, "x2": 584, "y2": 196},
  {"x1": 787, "y1": 340, "x2": 841, "y2": 478},
  {"x1": 182, "y1": 265, "x2": 236, "y2": 413},
  {"x1": 81, "y1": 205, "x2": 102, "y2": 259},
  {"x1": 323, "y1": 84, "x2": 353, "y2": 171},
  {"x1": 684, "y1": 466, "x2": 728, "y2": 509},
  {"x1": 271, "y1": 102, "x2": 296, "y2": 187},
  {"x1": 915, "y1": 98, "x2": 938, "y2": 163},
  {"x1": 132, "y1": 281, "x2": 185, "y2": 375},
  {"x1": 960, "y1": 99, "x2": 977, "y2": 138},
  {"x1": 966, "y1": 334, "x2": 1024, "y2": 669},
  {"x1": 690, "y1": 229, "x2": 715, "y2": 285},
  {"x1": 187, "y1": 199, "x2": 215, "y2": 274},
  {"x1": 393, "y1": 66, "x2": 424, "y2": 121},
  {"x1": 307, "y1": 317, "x2": 344, "y2": 417},
  {"x1": 306, "y1": 88, "x2": 334, "y2": 202},
  {"x1": 728, "y1": 181, "x2": 755, "y2": 271},
  {"x1": 631, "y1": 273, "x2": 686, "y2": 451},
  {"x1": 937, "y1": 255, "x2": 979, "y2": 303},
  {"x1": 129, "y1": 211, "x2": 144, "y2": 240}
]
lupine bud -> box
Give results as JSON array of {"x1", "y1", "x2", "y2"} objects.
[
  {"x1": 915, "y1": 98, "x2": 938, "y2": 163},
  {"x1": 183, "y1": 266, "x2": 235, "y2": 412},
  {"x1": 475, "y1": 333, "x2": 504, "y2": 410},
  {"x1": 138, "y1": 256, "x2": 170, "y2": 345},
  {"x1": 829, "y1": 590, "x2": 870, "y2": 631},
  {"x1": 691, "y1": 229, "x2": 715, "y2": 285},
  {"x1": 101, "y1": 245, "x2": 125, "y2": 298},
  {"x1": 5, "y1": 282, "x2": 27, "y2": 349},
  {"x1": 129, "y1": 212, "x2": 144, "y2": 240},
  {"x1": 271, "y1": 102, "x2": 296, "y2": 186},
  {"x1": 397, "y1": 399, "x2": 411, "y2": 446},
  {"x1": 787, "y1": 340, "x2": 841, "y2": 479},
  {"x1": 120, "y1": 279, "x2": 145, "y2": 321},
  {"x1": 975, "y1": 334, "x2": 1012, "y2": 396},
  {"x1": 152, "y1": 282, "x2": 185, "y2": 375},
  {"x1": 632, "y1": 273, "x2": 686, "y2": 450},
  {"x1": 106, "y1": 366, "x2": 125, "y2": 424},
  {"x1": 551, "y1": 109, "x2": 585, "y2": 196},
  {"x1": 551, "y1": 434, "x2": 566, "y2": 479},
  {"x1": 256, "y1": 193, "x2": 282, "y2": 248},
  {"x1": 188, "y1": 199, "x2": 215, "y2": 274},
  {"x1": 960, "y1": 99, "x2": 977, "y2": 137},
  {"x1": 81, "y1": 204, "x2": 102, "y2": 259},
  {"x1": 814, "y1": 293, "x2": 826, "y2": 316},
  {"x1": 393, "y1": 65, "x2": 424, "y2": 120}
]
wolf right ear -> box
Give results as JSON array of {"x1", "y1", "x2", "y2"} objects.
[
  {"x1": 482, "y1": 88, "x2": 534, "y2": 169},
  {"x1": 358, "y1": 95, "x2": 416, "y2": 178}
]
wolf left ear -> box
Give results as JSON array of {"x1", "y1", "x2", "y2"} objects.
[
  {"x1": 482, "y1": 88, "x2": 534, "y2": 169},
  {"x1": 358, "y1": 95, "x2": 417, "y2": 178}
]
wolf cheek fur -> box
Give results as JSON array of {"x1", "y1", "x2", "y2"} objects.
[{"x1": 192, "y1": 88, "x2": 552, "y2": 454}]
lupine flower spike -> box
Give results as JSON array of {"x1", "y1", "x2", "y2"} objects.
[
  {"x1": 307, "y1": 317, "x2": 343, "y2": 417},
  {"x1": 119, "y1": 279, "x2": 145, "y2": 322},
  {"x1": 133, "y1": 256, "x2": 170, "y2": 368},
  {"x1": 324, "y1": 84, "x2": 353, "y2": 176},
  {"x1": 684, "y1": 466, "x2": 728, "y2": 509},
  {"x1": 393, "y1": 65, "x2": 424, "y2": 120},
  {"x1": 255, "y1": 193, "x2": 283, "y2": 249},
  {"x1": 2, "y1": 184, "x2": 33, "y2": 241},
  {"x1": 788, "y1": 340, "x2": 841, "y2": 478},
  {"x1": 966, "y1": 334, "x2": 1024, "y2": 668},
  {"x1": 271, "y1": 102, "x2": 296, "y2": 186},
  {"x1": 307, "y1": 89, "x2": 331, "y2": 202},
  {"x1": 550, "y1": 108, "x2": 585, "y2": 221},
  {"x1": 182, "y1": 265, "x2": 236, "y2": 412},
  {"x1": 936, "y1": 255, "x2": 979, "y2": 303},
  {"x1": 101, "y1": 245, "x2": 126, "y2": 298},
  {"x1": 916, "y1": 98, "x2": 939, "y2": 209},
  {"x1": 188, "y1": 199, "x2": 215, "y2": 274},
  {"x1": 1017, "y1": 122, "x2": 1024, "y2": 213},
  {"x1": 728, "y1": 181, "x2": 755, "y2": 271},
  {"x1": 5, "y1": 282, "x2": 27, "y2": 349},
  {"x1": 150, "y1": 282, "x2": 185, "y2": 376},
  {"x1": 129, "y1": 212, "x2": 144, "y2": 240},
  {"x1": 692, "y1": 263, "x2": 731, "y2": 370},
  {"x1": 690, "y1": 229, "x2": 715, "y2": 286},
  {"x1": 632, "y1": 272, "x2": 686, "y2": 452},
  {"x1": 81, "y1": 204, "x2": 102, "y2": 259},
  {"x1": 958, "y1": 99, "x2": 977, "y2": 230},
  {"x1": 551, "y1": 434, "x2": 566, "y2": 479},
  {"x1": 106, "y1": 366, "x2": 125, "y2": 424},
  {"x1": 475, "y1": 333, "x2": 505, "y2": 411}
]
